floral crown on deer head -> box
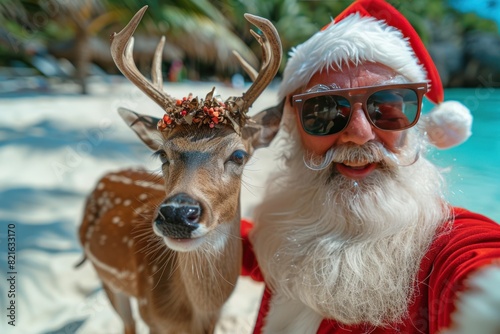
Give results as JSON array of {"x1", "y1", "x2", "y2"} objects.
[
  {"x1": 110, "y1": 6, "x2": 282, "y2": 135},
  {"x1": 156, "y1": 88, "x2": 247, "y2": 131}
]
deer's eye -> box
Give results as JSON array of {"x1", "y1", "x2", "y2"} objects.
[
  {"x1": 155, "y1": 150, "x2": 169, "y2": 165},
  {"x1": 227, "y1": 150, "x2": 248, "y2": 166}
]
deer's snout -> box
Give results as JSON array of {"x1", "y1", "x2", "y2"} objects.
[{"x1": 155, "y1": 193, "x2": 202, "y2": 239}]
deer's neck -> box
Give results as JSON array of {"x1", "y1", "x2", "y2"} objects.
[{"x1": 177, "y1": 215, "x2": 242, "y2": 312}]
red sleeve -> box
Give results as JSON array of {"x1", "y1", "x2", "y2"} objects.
[
  {"x1": 428, "y1": 208, "x2": 500, "y2": 332},
  {"x1": 241, "y1": 219, "x2": 265, "y2": 282}
]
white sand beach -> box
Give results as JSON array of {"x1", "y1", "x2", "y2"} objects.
[{"x1": 0, "y1": 79, "x2": 282, "y2": 334}]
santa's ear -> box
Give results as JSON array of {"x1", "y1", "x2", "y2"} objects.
[{"x1": 422, "y1": 101, "x2": 472, "y2": 149}]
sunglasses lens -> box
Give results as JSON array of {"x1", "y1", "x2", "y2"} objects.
[
  {"x1": 301, "y1": 95, "x2": 351, "y2": 136},
  {"x1": 367, "y1": 89, "x2": 419, "y2": 130}
]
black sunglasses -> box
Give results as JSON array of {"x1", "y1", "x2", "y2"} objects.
[{"x1": 292, "y1": 82, "x2": 428, "y2": 136}]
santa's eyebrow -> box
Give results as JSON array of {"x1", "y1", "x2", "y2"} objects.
[{"x1": 304, "y1": 75, "x2": 412, "y2": 93}]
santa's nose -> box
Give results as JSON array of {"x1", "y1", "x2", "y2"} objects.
[{"x1": 338, "y1": 104, "x2": 375, "y2": 146}]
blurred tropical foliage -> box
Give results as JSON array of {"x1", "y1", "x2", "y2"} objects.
[{"x1": 0, "y1": 0, "x2": 498, "y2": 93}]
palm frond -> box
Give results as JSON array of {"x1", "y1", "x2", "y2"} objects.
[{"x1": 160, "y1": 6, "x2": 258, "y2": 72}]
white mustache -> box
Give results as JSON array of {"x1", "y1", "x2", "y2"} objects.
[
  {"x1": 330, "y1": 142, "x2": 391, "y2": 164},
  {"x1": 304, "y1": 141, "x2": 418, "y2": 171}
]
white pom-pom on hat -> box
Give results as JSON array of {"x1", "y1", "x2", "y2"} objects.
[{"x1": 423, "y1": 101, "x2": 473, "y2": 149}]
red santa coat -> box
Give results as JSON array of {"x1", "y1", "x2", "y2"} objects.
[{"x1": 241, "y1": 207, "x2": 500, "y2": 333}]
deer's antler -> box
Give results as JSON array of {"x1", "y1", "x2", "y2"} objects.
[
  {"x1": 110, "y1": 6, "x2": 175, "y2": 111},
  {"x1": 235, "y1": 14, "x2": 282, "y2": 112},
  {"x1": 110, "y1": 6, "x2": 282, "y2": 134}
]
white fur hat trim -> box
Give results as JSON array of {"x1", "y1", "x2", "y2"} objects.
[{"x1": 278, "y1": 14, "x2": 427, "y2": 100}]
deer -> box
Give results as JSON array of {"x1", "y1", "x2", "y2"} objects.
[{"x1": 78, "y1": 6, "x2": 282, "y2": 334}]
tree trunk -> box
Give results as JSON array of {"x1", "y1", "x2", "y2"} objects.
[{"x1": 74, "y1": 28, "x2": 91, "y2": 95}]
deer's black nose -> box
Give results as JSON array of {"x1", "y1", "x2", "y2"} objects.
[{"x1": 155, "y1": 193, "x2": 202, "y2": 238}]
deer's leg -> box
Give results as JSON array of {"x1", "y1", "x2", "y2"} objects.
[{"x1": 102, "y1": 284, "x2": 136, "y2": 334}]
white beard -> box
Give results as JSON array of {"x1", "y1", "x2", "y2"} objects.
[{"x1": 251, "y1": 126, "x2": 450, "y2": 328}]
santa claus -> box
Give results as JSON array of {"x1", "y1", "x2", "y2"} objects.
[{"x1": 241, "y1": 0, "x2": 500, "y2": 333}]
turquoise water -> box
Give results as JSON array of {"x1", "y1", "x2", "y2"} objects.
[{"x1": 424, "y1": 88, "x2": 500, "y2": 223}]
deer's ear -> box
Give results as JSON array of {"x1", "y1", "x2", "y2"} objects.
[
  {"x1": 118, "y1": 107, "x2": 162, "y2": 151},
  {"x1": 242, "y1": 99, "x2": 284, "y2": 151}
]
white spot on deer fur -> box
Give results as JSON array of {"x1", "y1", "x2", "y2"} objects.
[
  {"x1": 134, "y1": 180, "x2": 164, "y2": 191},
  {"x1": 109, "y1": 174, "x2": 133, "y2": 185},
  {"x1": 99, "y1": 207, "x2": 108, "y2": 218},
  {"x1": 139, "y1": 298, "x2": 148, "y2": 306},
  {"x1": 127, "y1": 239, "x2": 134, "y2": 248},
  {"x1": 152, "y1": 264, "x2": 158, "y2": 272},
  {"x1": 118, "y1": 222, "x2": 125, "y2": 227},
  {"x1": 139, "y1": 193, "x2": 148, "y2": 201},
  {"x1": 85, "y1": 226, "x2": 95, "y2": 240},
  {"x1": 138, "y1": 264, "x2": 145, "y2": 273},
  {"x1": 84, "y1": 244, "x2": 134, "y2": 280},
  {"x1": 86, "y1": 214, "x2": 94, "y2": 222},
  {"x1": 99, "y1": 235, "x2": 107, "y2": 245},
  {"x1": 122, "y1": 236, "x2": 129, "y2": 243},
  {"x1": 147, "y1": 276, "x2": 154, "y2": 285},
  {"x1": 114, "y1": 197, "x2": 122, "y2": 205},
  {"x1": 97, "y1": 197, "x2": 105, "y2": 206},
  {"x1": 123, "y1": 199, "x2": 131, "y2": 206},
  {"x1": 97, "y1": 182, "x2": 105, "y2": 190},
  {"x1": 112, "y1": 216, "x2": 120, "y2": 224},
  {"x1": 88, "y1": 203, "x2": 97, "y2": 214}
]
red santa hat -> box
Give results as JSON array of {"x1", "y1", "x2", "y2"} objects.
[{"x1": 278, "y1": 0, "x2": 472, "y2": 149}]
